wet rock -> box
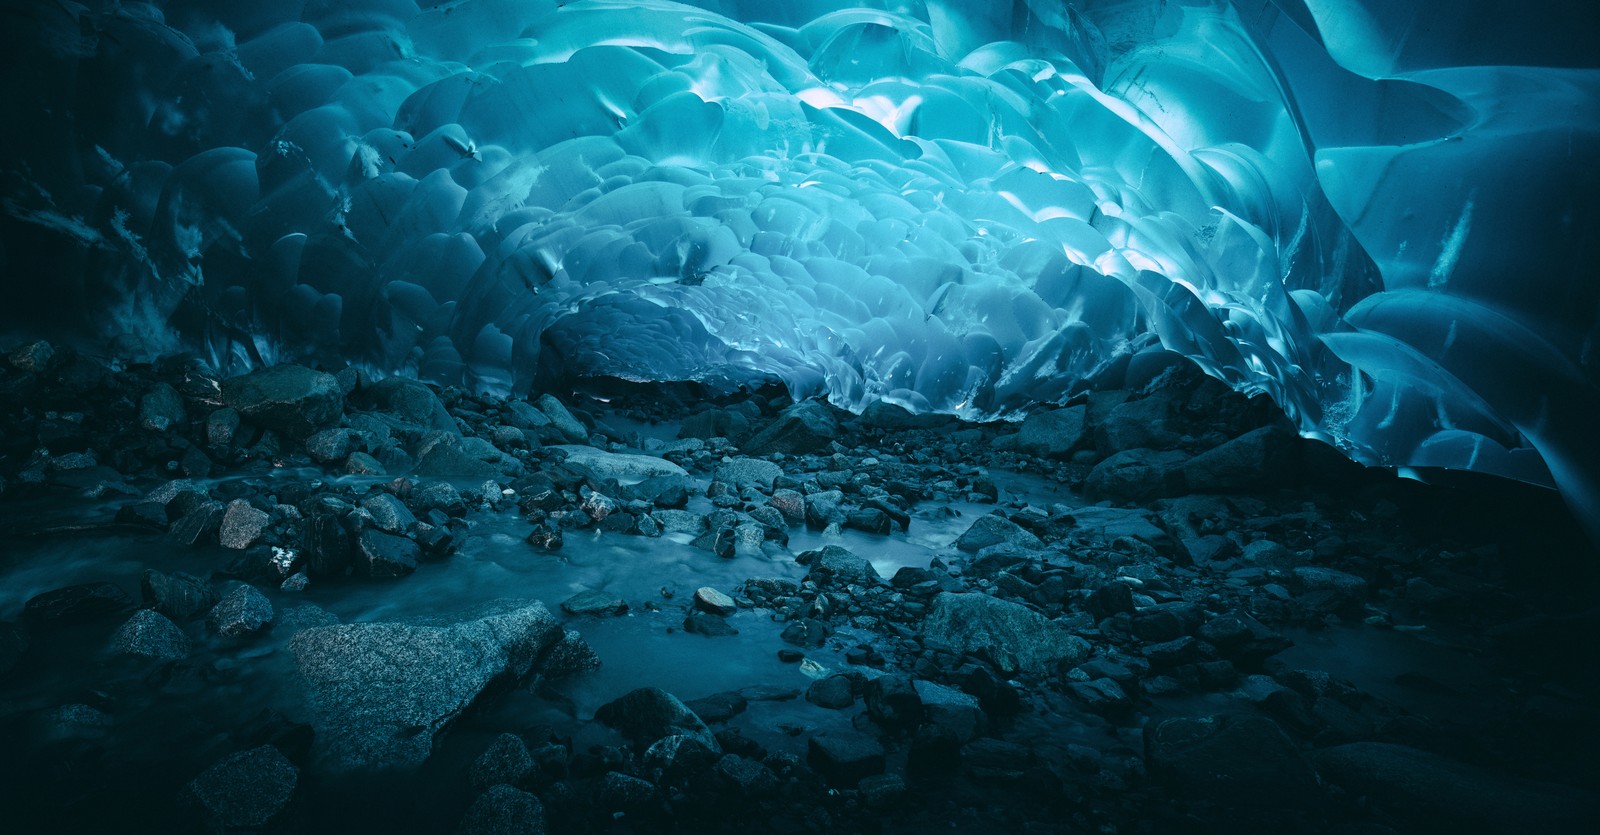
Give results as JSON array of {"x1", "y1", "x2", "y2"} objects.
[
  {"x1": 715, "y1": 754, "x2": 778, "y2": 796},
  {"x1": 171, "y1": 500, "x2": 226, "y2": 547},
  {"x1": 1310, "y1": 742, "x2": 1590, "y2": 834},
  {"x1": 207, "y1": 585, "x2": 275, "y2": 638},
  {"x1": 1083, "y1": 448, "x2": 1188, "y2": 501},
  {"x1": 8, "y1": 339, "x2": 54, "y2": 372},
  {"x1": 922, "y1": 593, "x2": 1090, "y2": 674},
  {"x1": 360, "y1": 377, "x2": 449, "y2": 428},
  {"x1": 685, "y1": 692, "x2": 749, "y2": 724},
  {"x1": 108, "y1": 609, "x2": 190, "y2": 662},
  {"x1": 470, "y1": 733, "x2": 534, "y2": 792},
  {"x1": 305, "y1": 428, "x2": 358, "y2": 464},
  {"x1": 914, "y1": 680, "x2": 984, "y2": 741},
  {"x1": 1290, "y1": 567, "x2": 1369, "y2": 612},
  {"x1": 643, "y1": 734, "x2": 720, "y2": 785},
  {"x1": 140, "y1": 382, "x2": 185, "y2": 432},
  {"x1": 456, "y1": 784, "x2": 546, "y2": 835},
  {"x1": 799, "y1": 544, "x2": 883, "y2": 586},
  {"x1": 683, "y1": 611, "x2": 739, "y2": 637},
  {"x1": 290, "y1": 601, "x2": 568, "y2": 771},
  {"x1": 864, "y1": 675, "x2": 922, "y2": 735},
  {"x1": 693, "y1": 586, "x2": 737, "y2": 616},
  {"x1": 1182, "y1": 426, "x2": 1298, "y2": 493},
  {"x1": 0, "y1": 622, "x2": 26, "y2": 677},
  {"x1": 807, "y1": 734, "x2": 886, "y2": 786},
  {"x1": 561, "y1": 590, "x2": 628, "y2": 617},
  {"x1": 207, "y1": 408, "x2": 241, "y2": 447},
  {"x1": 23, "y1": 582, "x2": 132, "y2": 626},
  {"x1": 594, "y1": 687, "x2": 719, "y2": 751},
  {"x1": 1014, "y1": 405, "x2": 1087, "y2": 458},
  {"x1": 806, "y1": 674, "x2": 856, "y2": 709},
  {"x1": 219, "y1": 499, "x2": 270, "y2": 550},
  {"x1": 222, "y1": 365, "x2": 343, "y2": 438},
  {"x1": 186, "y1": 745, "x2": 298, "y2": 830},
  {"x1": 713, "y1": 457, "x2": 782, "y2": 491},
  {"x1": 598, "y1": 771, "x2": 659, "y2": 811},
  {"x1": 954, "y1": 514, "x2": 1043, "y2": 552},
  {"x1": 803, "y1": 489, "x2": 846, "y2": 529},
  {"x1": 535, "y1": 394, "x2": 589, "y2": 443},
  {"x1": 142, "y1": 570, "x2": 217, "y2": 621},
  {"x1": 845, "y1": 507, "x2": 891, "y2": 534},
  {"x1": 345, "y1": 451, "x2": 387, "y2": 475},
  {"x1": 744, "y1": 400, "x2": 840, "y2": 455},
  {"x1": 554, "y1": 445, "x2": 686, "y2": 482},
  {"x1": 779, "y1": 618, "x2": 831, "y2": 647},
  {"x1": 355, "y1": 528, "x2": 420, "y2": 577},
  {"x1": 360, "y1": 492, "x2": 416, "y2": 534},
  {"x1": 1067, "y1": 678, "x2": 1131, "y2": 714},
  {"x1": 1146, "y1": 714, "x2": 1320, "y2": 806},
  {"x1": 503, "y1": 399, "x2": 551, "y2": 432},
  {"x1": 303, "y1": 503, "x2": 356, "y2": 575}
]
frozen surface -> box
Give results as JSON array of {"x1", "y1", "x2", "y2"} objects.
[{"x1": 1, "y1": 1, "x2": 1597, "y2": 531}]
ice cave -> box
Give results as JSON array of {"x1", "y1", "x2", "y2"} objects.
[{"x1": 0, "y1": 1, "x2": 1596, "y2": 832}]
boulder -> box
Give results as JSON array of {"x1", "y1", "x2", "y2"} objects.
[
  {"x1": 744, "y1": 400, "x2": 840, "y2": 455},
  {"x1": 1014, "y1": 405, "x2": 1087, "y2": 458},
  {"x1": 954, "y1": 514, "x2": 1042, "y2": 553},
  {"x1": 141, "y1": 570, "x2": 217, "y2": 620},
  {"x1": 360, "y1": 493, "x2": 416, "y2": 534},
  {"x1": 535, "y1": 394, "x2": 589, "y2": 443},
  {"x1": 359, "y1": 377, "x2": 450, "y2": 428},
  {"x1": 553, "y1": 446, "x2": 687, "y2": 483},
  {"x1": 1181, "y1": 426, "x2": 1299, "y2": 492},
  {"x1": 207, "y1": 585, "x2": 275, "y2": 637},
  {"x1": 922, "y1": 593, "x2": 1090, "y2": 674},
  {"x1": 456, "y1": 784, "x2": 546, "y2": 835},
  {"x1": 186, "y1": 746, "x2": 298, "y2": 830},
  {"x1": 712, "y1": 457, "x2": 783, "y2": 491},
  {"x1": 355, "y1": 529, "x2": 420, "y2": 578},
  {"x1": 289, "y1": 601, "x2": 569, "y2": 771},
  {"x1": 1145, "y1": 714, "x2": 1320, "y2": 806},
  {"x1": 469, "y1": 733, "x2": 534, "y2": 792},
  {"x1": 108, "y1": 609, "x2": 190, "y2": 662},
  {"x1": 560, "y1": 590, "x2": 628, "y2": 617},
  {"x1": 594, "y1": 687, "x2": 718, "y2": 751},
  {"x1": 221, "y1": 365, "x2": 343, "y2": 438},
  {"x1": 807, "y1": 734, "x2": 885, "y2": 786},
  {"x1": 23, "y1": 582, "x2": 132, "y2": 626},
  {"x1": 800, "y1": 545, "x2": 883, "y2": 586},
  {"x1": 139, "y1": 382, "x2": 185, "y2": 432},
  {"x1": 219, "y1": 499, "x2": 270, "y2": 550},
  {"x1": 1083, "y1": 448, "x2": 1188, "y2": 501},
  {"x1": 692, "y1": 587, "x2": 737, "y2": 616}
]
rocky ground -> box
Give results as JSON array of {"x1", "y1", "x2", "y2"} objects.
[{"x1": 0, "y1": 339, "x2": 1595, "y2": 834}]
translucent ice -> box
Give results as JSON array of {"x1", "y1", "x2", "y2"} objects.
[{"x1": 0, "y1": 1, "x2": 1596, "y2": 534}]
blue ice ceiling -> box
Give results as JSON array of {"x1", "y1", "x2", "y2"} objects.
[{"x1": 1, "y1": 0, "x2": 1597, "y2": 529}]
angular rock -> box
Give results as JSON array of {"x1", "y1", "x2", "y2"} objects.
[
  {"x1": 914, "y1": 679, "x2": 985, "y2": 741},
  {"x1": 142, "y1": 570, "x2": 217, "y2": 621},
  {"x1": 140, "y1": 382, "x2": 186, "y2": 432},
  {"x1": 954, "y1": 514, "x2": 1043, "y2": 553},
  {"x1": 305, "y1": 428, "x2": 358, "y2": 464},
  {"x1": 108, "y1": 609, "x2": 190, "y2": 662},
  {"x1": 715, "y1": 754, "x2": 778, "y2": 796},
  {"x1": 922, "y1": 593, "x2": 1090, "y2": 674},
  {"x1": 594, "y1": 687, "x2": 718, "y2": 751},
  {"x1": 807, "y1": 734, "x2": 885, "y2": 786},
  {"x1": 456, "y1": 784, "x2": 546, "y2": 835},
  {"x1": 361, "y1": 377, "x2": 448, "y2": 428},
  {"x1": 1084, "y1": 448, "x2": 1188, "y2": 501},
  {"x1": 684, "y1": 611, "x2": 740, "y2": 637},
  {"x1": 207, "y1": 585, "x2": 275, "y2": 638},
  {"x1": 470, "y1": 733, "x2": 534, "y2": 792},
  {"x1": 360, "y1": 493, "x2": 416, "y2": 534},
  {"x1": 553, "y1": 445, "x2": 687, "y2": 483},
  {"x1": 1182, "y1": 426, "x2": 1299, "y2": 493},
  {"x1": 222, "y1": 365, "x2": 343, "y2": 438},
  {"x1": 801, "y1": 544, "x2": 883, "y2": 586},
  {"x1": 289, "y1": 601, "x2": 567, "y2": 771},
  {"x1": 355, "y1": 528, "x2": 420, "y2": 578},
  {"x1": 744, "y1": 400, "x2": 839, "y2": 455},
  {"x1": 712, "y1": 457, "x2": 782, "y2": 491},
  {"x1": 805, "y1": 674, "x2": 856, "y2": 709},
  {"x1": 1014, "y1": 405, "x2": 1087, "y2": 458},
  {"x1": 219, "y1": 499, "x2": 270, "y2": 550},
  {"x1": 864, "y1": 675, "x2": 922, "y2": 735},
  {"x1": 535, "y1": 394, "x2": 589, "y2": 443},
  {"x1": 187, "y1": 746, "x2": 298, "y2": 830}
]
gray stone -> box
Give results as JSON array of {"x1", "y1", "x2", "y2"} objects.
[
  {"x1": 355, "y1": 528, "x2": 420, "y2": 577},
  {"x1": 289, "y1": 601, "x2": 568, "y2": 771},
  {"x1": 693, "y1": 586, "x2": 737, "y2": 616},
  {"x1": 108, "y1": 609, "x2": 190, "y2": 662},
  {"x1": 470, "y1": 733, "x2": 534, "y2": 792},
  {"x1": 715, "y1": 754, "x2": 778, "y2": 796},
  {"x1": 345, "y1": 451, "x2": 387, "y2": 475},
  {"x1": 922, "y1": 593, "x2": 1090, "y2": 674},
  {"x1": 305, "y1": 428, "x2": 358, "y2": 464},
  {"x1": 219, "y1": 499, "x2": 270, "y2": 550},
  {"x1": 712, "y1": 457, "x2": 782, "y2": 491},
  {"x1": 140, "y1": 383, "x2": 186, "y2": 432},
  {"x1": 456, "y1": 784, "x2": 546, "y2": 835},
  {"x1": 207, "y1": 408, "x2": 241, "y2": 447},
  {"x1": 1146, "y1": 714, "x2": 1319, "y2": 806},
  {"x1": 1084, "y1": 448, "x2": 1188, "y2": 501},
  {"x1": 535, "y1": 394, "x2": 589, "y2": 443},
  {"x1": 594, "y1": 687, "x2": 719, "y2": 751},
  {"x1": 1014, "y1": 405, "x2": 1087, "y2": 458},
  {"x1": 361, "y1": 377, "x2": 449, "y2": 428},
  {"x1": 914, "y1": 679, "x2": 984, "y2": 741},
  {"x1": 221, "y1": 365, "x2": 343, "y2": 438},
  {"x1": 802, "y1": 544, "x2": 883, "y2": 586},
  {"x1": 807, "y1": 734, "x2": 885, "y2": 786},
  {"x1": 560, "y1": 590, "x2": 628, "y2": 617},
  {"x1": 744, "y1": 400, "x2": 840, "y2": 455},
  {"x1": 1182, "y1": 426, "x2": 1298, "y2": 493},
  {"x1": 503, "y1": 399, "x2": 552, "y2": 431},
  {"x1": 141, "y1": 570, "x2": 217, "y2": 621},
  {"x1": 360, "y1": 493, "x2": 416, "y2": 534},
  {"x1": 806, "y1": 674, "x2": 856, "y2": 709},
  {"x1": 207, "y1": 585, "x2": 274, "y2": 638},
  {"x1": 954, "y1": 514, "x2": 1043, "y2": 553},
  {"x1": 187, "y1": 745, "x2": 298, "y2": 830},
  {"x1": 553, "y1": 445, "x2": 687, "y2": 483}
]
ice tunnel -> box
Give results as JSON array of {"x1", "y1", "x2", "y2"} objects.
[{"x1": 1, "y1": 0, "x2": 1597, "y2": 534}]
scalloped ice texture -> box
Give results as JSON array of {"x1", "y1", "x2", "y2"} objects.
[{"x1": 0, "y1": 1, "x2": 1596, "y2": 536}]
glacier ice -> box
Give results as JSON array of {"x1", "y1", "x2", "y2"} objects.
[{"x1": 0, "y1": 1, "x2": 1596, "y2": 533}]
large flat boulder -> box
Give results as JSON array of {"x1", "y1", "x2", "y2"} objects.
[
  {"x1": 222, "y1": 365, "x2": 343, "y2": 438},
  {"x1": 553, "y1": 446, "x2": 687, "y2": 484},
  {"x1": 289, "y1": 601, "x2": 574, "y2": 771},
  {"x1": 922, "y1": 593, "x2": 1089, "y2": 674},
  {"x1": 1014, "y1": 405, "x2": 1087, "y2": 459},
  {"x1": 743, "y1": 400, "x2": 840, "y2": 455}
]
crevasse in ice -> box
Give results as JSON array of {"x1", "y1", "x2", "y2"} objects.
[{"x1": 1, "y1": 1, "x2": 1597, "y2": 532}]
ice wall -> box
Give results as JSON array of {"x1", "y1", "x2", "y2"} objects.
[{"x1": 1, "y1": 1, "x2": 1596, "y2": 532}]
